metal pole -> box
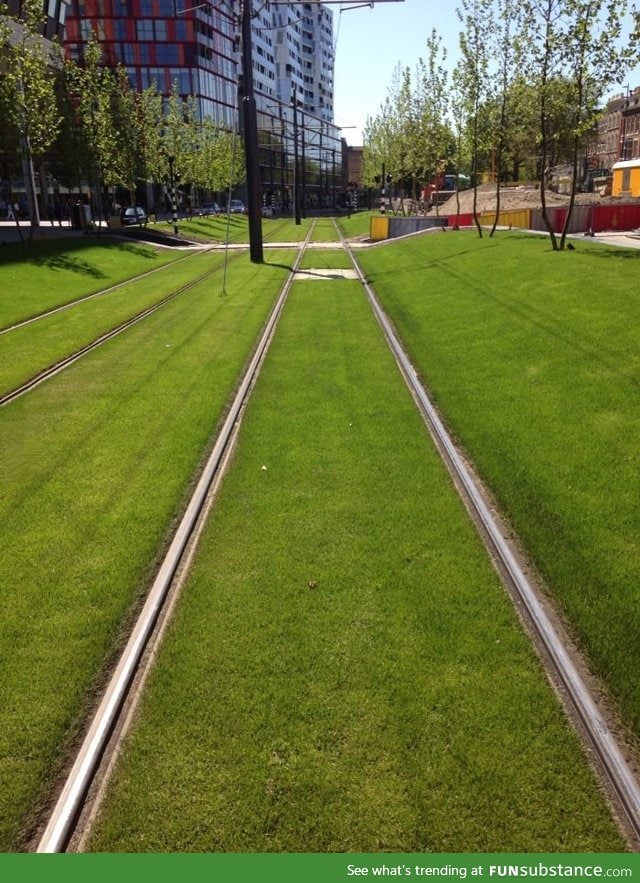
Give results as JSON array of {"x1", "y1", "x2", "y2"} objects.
[
  {"x1": 292, "y1": 95, "x2": 301, "y2": 225},
  {"x1": 280, "y1": 104, "x2": 287, "y2": 212},
  {"x1": 168, "y1": 155, "x2": 178, "y2": 235},
  {"x1": 240, "y1": 0, "x2": 263, "y2": 263},
  {"x1": 301, "y1": 108, "x2": 307, "y2": 219}
]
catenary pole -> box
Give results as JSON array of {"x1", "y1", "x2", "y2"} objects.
[{"x1": 241, "y1": 0, "x2": 263, "y2": 263}]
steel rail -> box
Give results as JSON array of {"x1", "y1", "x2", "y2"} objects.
[
  {"x1": 36, "y1": 228, "x2": 313, "y2": 853},
  {"x1": 2, "y1": 216, "x2": 295, "y2": 339},
  {"x1": 0, "y1": 252, "x2": 243, "y2": 409},
  {"x1": 0, "y1": 247, "x2": 205, "y2": 337},
  {"x1": 339, "y1": 225, "x2": 640, "y2": 842}
]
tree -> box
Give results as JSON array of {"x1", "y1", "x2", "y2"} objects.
[
  {"x1": 63, "y1": 37, "x2": 120, "y2": 227},
  {"x1": 520, "y1": 0, "x2": 638, "y2": 250},
  {"x1": 457, "y1": 0, "x2": 493, "y2": 237},
  {"x1": 416, "y1": 29, "x2": 452, "y2": 218},
  {"x1": 487, "y1": 0, "x2": 523, "y2": 236},
  {"x1": 558, "y1": 0, "x2": 639, "y2": 248},
  {"x1": 0, "y1": 0, "x2": 62, "y2": 240}
]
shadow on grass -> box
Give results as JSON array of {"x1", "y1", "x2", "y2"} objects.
[
  {"x1": 0, "y1": 237, "x2": 161, "y2": 276},
  {"x1": 580, "y1": 244, "x2": 640, "y2": 259}
]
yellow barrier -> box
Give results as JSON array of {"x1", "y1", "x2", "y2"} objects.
[
  {"x1": 370, "y1": 216, "x2": 390, "y2": 241},
  {"x1": 481, "y1": 209, "x2": 531, "y2": 230}
]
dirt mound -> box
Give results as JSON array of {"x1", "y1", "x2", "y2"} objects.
[{"x1": 427, "y1": 183, "x2": 640, "y2": 217}]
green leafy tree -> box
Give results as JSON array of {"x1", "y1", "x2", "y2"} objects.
[
  {"x1": 558, "y1": 0, "x2": 639, "y2": 248},
  {"x1": 457, "y1": 0, "x2": 493, "y2": 237},
  {"x1": 0, "y1": 0, "x2": 62, "y2": 240},
  {"x1": 416, "y1": 29, "x2": 452, "y2": 217},
  {"x1": 487, "y1": 0, "x2": 523, "y2": 235}
]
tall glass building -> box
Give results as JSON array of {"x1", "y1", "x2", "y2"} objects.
[{"x1": 63, "y1": 0, "x2": 344, "y2": 208}]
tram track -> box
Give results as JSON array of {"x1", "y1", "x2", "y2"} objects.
[
  {"x1": 35, "y1": 222, "x2": 315, "y2": 853},
  {"x1": 0, "y1": 248, "x2": 246, "y2": 408},
  {"x1": 337, "y1": 219, "x2": 640, "y2": 847},
  {"x1": 33, "y1": 217, "x2": 640, "y2": 850},
  {"x1": 0, "y1": 247, "x2": 206, "y2": 338}
]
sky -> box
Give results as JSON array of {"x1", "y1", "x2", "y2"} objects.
[{"x1": 331, "y1": 0, "x2": 640, "y2": 146}]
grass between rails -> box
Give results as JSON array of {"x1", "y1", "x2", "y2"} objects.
[
  {"x1": 356, "y1": 230, "x2": 640, "y2": 739},
  {"x1": 89, "y1": 277, "x2": 621, "y2": 852},
  {"x1": 298, "y1": 249, "x2": 352, "y2": 271},
  {"x1": 337, "y1": 210, "x2": 376, "y2": 239},
  {"x1": 0, "y1": 238, "x2": 182, "y2": 329},
  {"x1": 0, "y1": 251, "x2": 294, "y2": 851},
  {"x1": 154, "y1": 215, "x2": 316, "y2": 244},
  {"x1": 0, "y1": 248, "x2": 237, "y2": 397},
  {"x1": 154, "y1": 213, "x2": 370, "y2": 245}
]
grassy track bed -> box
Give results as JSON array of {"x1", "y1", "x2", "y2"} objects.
[
  {"x1": 263, "y1": 218, "x2": 314, "y2": 242},
  {"x1": 0, "y1": 251, "x2": 294, "y2": 850},
  {"x1": 356, "y1": 231, "x2": 640, "y2": 739},
  {"x1": 0, "y1": 238, "x2": 182, "y2": 330},
  {"x1": 154, "y1": 215, "x2": 250, "y2": 243},
  {"x1": 89, "y1": 277, "x2": 621, "y2": 852},
  {"x1": 0, "y1": 249, "x2": 230, "y2": 397},
  {"x1": 298, "y1": 249, "x2": 352, "y2": 270},
  {"x1": 337, "y1": 211, "x2": 375, "y2": 239},
  {"x1": 308, "y1": 217, "x2": 341, "y2": 243},
  {"x1": 155, "y1": 216, "x2": 313, "y2": 244}
]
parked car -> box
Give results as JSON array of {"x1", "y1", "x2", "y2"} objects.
[
  {"x1": 200, "y1": 203, "x2": 220, "y2": 215},
  {"x1": 228, "y1": 199, "x2": 245, "y2": 213},
  {"x1": 121, "y1": 206, "x2": 148, "y2": 226}
]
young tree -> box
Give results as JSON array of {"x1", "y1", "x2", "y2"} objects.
[
  {"x1": 457, "y1": 0, "x2": 493, "y2": 237},
  {"x1": 64, "y1": 37, "x2": 120, "y2": 228},
  {"x1": 487, "y1": 0, "x2": 523, "y2": 236},
  {"x1": 0, "y1": 0, "x2": 62, "y2": 240},
  {"x1": 558, "y1": 0, "x2": 639, "y2": 248},
  {"x1": 416, "y1": 29, "x2": 452, "y2": 219}
]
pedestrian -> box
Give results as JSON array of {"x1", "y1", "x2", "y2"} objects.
[{"x1": 6, "y1": 202, "x2": 14, "y2": 221}]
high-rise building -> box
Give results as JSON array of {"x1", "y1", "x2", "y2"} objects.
[
  {"x1": 62, "y1": 0, "x2": 344, "y2": 207},
  {"x1": 5, "y1": 0, "x2": 70, "y2": 41}
]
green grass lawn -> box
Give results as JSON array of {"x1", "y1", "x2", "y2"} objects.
[
  {"x1": 88, "y1": 276, "x2": 622, "y2": 853},
  {"x1": 0, "y1": 238, "x2": 182, "y2": 329},
  {"x1": 356, "y1": 229, "x2": 640, "y2": 739},
  {"x1": 0, "y1": 251, "x2": 294, "y2": 851},
  {"x1": 309, "y1": 217, "x2": 341, "y2": 242},
  {"x1": 153, "y1": 214, "x2": 250, "y2": 243},
  {"x1": 298, "y1": 249, "x2": 352, "y2": 270},
  {"x1": 153, "y1": 215, "x2": 316, "y2": 244},
  {"x1": 0, "y1": 249, "x2": 238, "y2": 397},
  {"x1": 337, "y1": 210, "x2": 376, "y2": 239}
]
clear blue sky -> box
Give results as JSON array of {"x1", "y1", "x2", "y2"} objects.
[{"x1": 332, "y1": 0, "x2": 640, "y2": 146}]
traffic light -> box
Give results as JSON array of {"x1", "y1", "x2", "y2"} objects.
[{"x1": 386, "y1": 174, "x2": 392, "y2": 184}]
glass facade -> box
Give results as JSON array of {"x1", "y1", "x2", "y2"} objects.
[{"x1": 62, "y1": 0, "x2": 344, "y2": 204}]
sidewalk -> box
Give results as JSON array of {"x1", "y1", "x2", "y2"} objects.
[{"x1": 0, "y1": 219, "x2": 88, "y2": 244}]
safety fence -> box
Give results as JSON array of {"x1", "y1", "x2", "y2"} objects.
[
  {"x1": 371, "y1": 202, "x2": 640, "y2": 241},
  {"x1": 446, "y1": 203, "x2": 640, "y2": 235}
]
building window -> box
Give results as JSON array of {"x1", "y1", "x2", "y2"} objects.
[
  {"x1": 136, "y1": 20, "x2": 154, "y2": 39},
  {"x1": 157, "y1": 43, "x2": 179, "y2": 64}
]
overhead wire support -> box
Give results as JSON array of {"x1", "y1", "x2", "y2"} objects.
[{"x1": 241, "y1": 0, "x2": 264, "y2": 263}]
